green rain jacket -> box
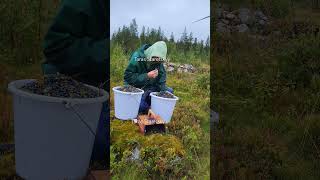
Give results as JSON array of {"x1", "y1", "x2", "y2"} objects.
[
  {"x1": 124, "y1": 44, "x2": 167, "y2": 91},
  {"x1": 42, "y1": 0, "x2": 108, "y2": 89}
]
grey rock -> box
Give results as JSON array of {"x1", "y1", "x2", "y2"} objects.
[
  {"x1": 210, "y1": 110, "x2": 219, "y2": 123},
  {"x1": 226, "y1": 13, "x2": 236, "y2": 20},
  {"x1": 237, "y1": 24, "x2": 249, "y2": 33},
  {"x1": 238, "y1": 8, "x2": 251, "y2": 24},
  {"x1": 233, "y1": 17, "x2": 241, "y2": 25},
  {"x1": 167, "y1": 66, "x2": 175, "y2": 72},
  {"x1": 221, "y1": 19, "x2": 229, "y2": 25},
  {"x1": 165, "y1": 63, "x2": 196, "y2": 73},
  {"x1": 130, "y1": 147, "x2": 140, "y2": 160},
  {"x1": 258, "y1": 19, "x2": 266, "y2": 26},
  {"x1": 168, "y1": 62, "x2": 176, "y2": 67},
  {"x1": 255, "y1": 10, "x2": 268, "y2": 21},
  {"x1": 222, "y1": 11, "x2": 229, "y2": 18},
  {"x1": 216, "y1": 22, "x2": 230, "y2": 33},
  {"x1": 184, "y1": 64, "x2": 195, "y2": 72},
  {"x1": 177, "y1": 65, "x2": 189, "y2": 73}
]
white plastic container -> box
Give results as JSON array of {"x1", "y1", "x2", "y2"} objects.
[
  {"x1": 150, "y1": 91, "x2": 179, "y2": 123},
  {"x1": 112, "y1": 86, "x2": 144, "y2": 120},
  {"x1": 8, "y1": 79, "x2": 108, "y2": 180}
]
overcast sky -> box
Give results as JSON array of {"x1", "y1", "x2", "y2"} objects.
[{"x1": 110, "y1": 0, "x2": 210, "y2": 42}]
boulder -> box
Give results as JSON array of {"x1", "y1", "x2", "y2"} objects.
[
  {"x1": 167, "y1": 66, "x2": 175, "y2": 72},
  {"x1": 258, "y1": 19, "x2": 266, "y2": 26},
  {"x1": 237, "y1": 24, "x2": 249, "y2": 33},
  {"x1": 168, "y1": 62, "x2": 176, "y2": 67},
  {"x1": 254, "y1": 10, "x2": 268, "y2": 21},
  {"x1": 184, "y1": 64, "x2": 195, "y2": 72}
]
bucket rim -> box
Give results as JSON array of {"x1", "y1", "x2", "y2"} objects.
[
  {"x1": 112, "y1": 86, "x2": 144, "y2": 95},
  {"x1": 8, "y1": 79, "x2": 109, "y2": 104},
  {"x1": 150, "y1": 91, "x2": 179, "y2": 101}
]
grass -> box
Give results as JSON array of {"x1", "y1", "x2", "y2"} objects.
[
  {"x1": 110, "y1": 43, "x2": 210, "y2": 179},
  {"x1": 212, "y1": 1, "x2": 320, "y2": 179}
]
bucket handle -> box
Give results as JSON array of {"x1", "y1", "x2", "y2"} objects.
[{"x1": 62, "y1": 100, "x2": 96, "y2": 136}]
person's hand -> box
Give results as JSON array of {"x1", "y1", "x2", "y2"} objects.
[{"x1": 147, "y1": 69, "x2": 158, "y2": 79}]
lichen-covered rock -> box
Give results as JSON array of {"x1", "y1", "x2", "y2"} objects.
[
  {"x1": 164, "y1": 62, "x2": 196, "y2": 73},
  {"x1": 167, "y1": 66, "x2": 175, "y2": 72},
  {"x1": 237, "y1": 24, "x2": 249, "y2": 33},
  {"x1": 215, "y1": 6, "x2": 272, "y2": 35},
  {"x1": 254, "y1": 10, "x2": 268, "y2": 21},
  {"x1": 226, "y1": 13, "x2": 236, "y2": 20}
]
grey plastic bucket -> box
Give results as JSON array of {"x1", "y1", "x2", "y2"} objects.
[
  {"x1": 150, "y1": 91, "x2": 178, "y2": 123},
  {"x1": 8, "y1": 79, "x2": 108, "y2": 180},
  {"x1": 112, "y1": 86, "x2": 144, "y2": 120}
]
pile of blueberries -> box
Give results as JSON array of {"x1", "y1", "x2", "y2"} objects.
[
  {"x1": 117, "y1": 85, "x2": 142, "y2": 93},
  {"x1": 155, "y1": 91, "x2": 175, "y2": 99},
  {"x1": 20, "y1": 73, "x2": 101, "y2": 98}
]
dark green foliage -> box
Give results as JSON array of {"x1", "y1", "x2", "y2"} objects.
[
  {"x1": 212, "y1": 2, "x2": 320, "y2": 178},
  {"x1": 278, "y1": 36, "x2": 320, "y2": 89},
  {"x1": 0, "y1": 0, "x2": 61, "y2": 65},
  {"x1": 217, "y1": 0, "x2": 291, "y2": 18}
]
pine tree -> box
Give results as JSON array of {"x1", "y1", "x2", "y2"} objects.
[
  {"x1": 129, "y1": 18, "x2": 138, "y2": 38},
  {"x1": 193, "y1": 37, "x2": 198, "y2": 51},
  {"x1": 170, "y1": 32, "x2": 175, "y2": 42},
  {"x1": 157, "y1": 26, "x2": 162, "y2": 40},
  {"x1": 140, "y1": 26, "x2": 146, "y2": 43},
  {"x1": 205, "y1": 36, "x2": 210, "y2": 53},
  {"x1": 180, "y1": 27, "x2": 189, "y2": 53}
]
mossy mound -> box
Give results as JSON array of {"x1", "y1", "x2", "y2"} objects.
[
  {"x1": 111, "y1": 120, "x2": 185, "y2": 156},
  {"x1": 111, "y1": 120, "x2": 186, "y2": 178}
]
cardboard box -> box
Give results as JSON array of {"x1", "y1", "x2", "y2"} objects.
[{"x1": 137, "y1": 110, "x2": 165, "y2": 135}]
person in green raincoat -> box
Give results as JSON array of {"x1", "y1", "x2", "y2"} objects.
[
  {"x1": 124, "y1": 41, "x2": 173, "y2": 113},
  {"x1": 42, "y1": 0, "x2": 109, "y2": 170}
]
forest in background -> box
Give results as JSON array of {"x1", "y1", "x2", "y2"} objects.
[{"x1": 111, "y1": 19, "x2": 210, "y2": 64}]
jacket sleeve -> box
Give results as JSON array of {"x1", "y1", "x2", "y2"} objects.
[
  {"x1": 124, "y1": 54, "x2": 149, "y2": 86},
  {"x1": 43, "y1": 1, "x2": 107, "y2": 74},
  {"x1": 157, "y1": 64, "x2": 167, "y2": 91}
]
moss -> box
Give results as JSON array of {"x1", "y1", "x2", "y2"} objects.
[{"x1": 111, "y1": 120, "x2": 185, "y2": 156}]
